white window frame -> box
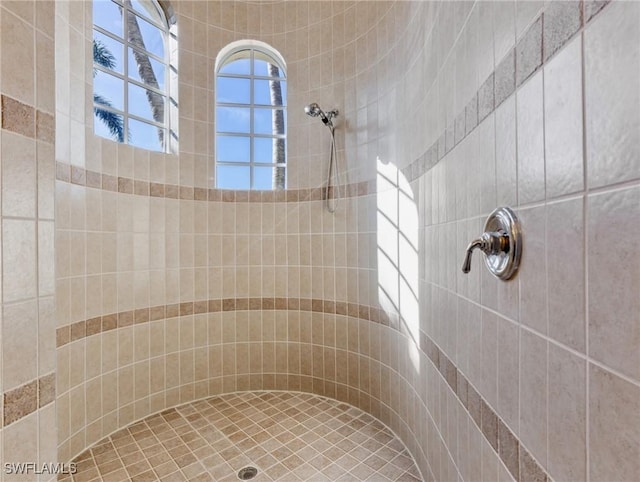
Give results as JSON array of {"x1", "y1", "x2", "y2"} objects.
[
  {"x1": 92, "y1": 0, "x2": 174, "y2": 152},
  {"x1": 215, "y1": 41, "x2": 287, "y2": 190}
]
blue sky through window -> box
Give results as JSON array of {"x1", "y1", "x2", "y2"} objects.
[
  {"x1": 94, "y1": 0, "x2": 123, "y2": 36},
  {"x1": 216, "y1": 107, "x2": 250, "y2": 133},
  {"x1": 133, "y1": 12, "x2": 164, "y2": 56},
  {"x1": 216, "y1": 77, "x2": 250, "y2": 104},
  {"x1": 253, "y1": 167, "x2": 276, "y2": 190},
  {"x1": 94, "y1": 70, "x2": 124, "y2": 110},
  {"x1": 216, "y1": 136, "x2": 250, "y2": 162},
  {"x1": 219, "y1": 58, "x2": 250, "y2": 75}
]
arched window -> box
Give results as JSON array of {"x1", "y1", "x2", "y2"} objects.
[
  {"x1": 92, "y1": 0, "x2": 176, "y2": 152},
  {"x1": 215, "y1": 42, "x2": 287, "y2": 190}
]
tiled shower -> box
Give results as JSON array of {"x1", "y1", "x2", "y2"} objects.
[{"x1": 0, "y1": 0, "x2": 638, "y2": 481}]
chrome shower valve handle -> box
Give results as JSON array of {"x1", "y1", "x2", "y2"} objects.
[
  {"x1": 461, "y1": 207, "x2": 523, "y2": 281},
  {"x1": 461, "y1": 231, "x2": 509, "y2": 273}
]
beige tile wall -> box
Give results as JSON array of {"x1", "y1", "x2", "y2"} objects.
[
  {"x1": 414, "y1": 1, "x2": 640, "y2": 481},
  {"x1": 0, "y1": 1, "x2": 57, "y2": 481},
  {"x1": 54, "y1": 0, "x2": 388, "y2": 465},
  {"x1": 53, "y1": 1, "x2": 639, "y2": 482}
]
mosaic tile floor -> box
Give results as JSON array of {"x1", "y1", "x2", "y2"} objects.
[{"x1": 65, "y1": 392, "x2": 422, "y2": 482}]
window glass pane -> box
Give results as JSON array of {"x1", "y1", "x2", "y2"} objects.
[
  {"x1": 253, "y1": 166, "x2": 277, "y2": 190},
  {"x1": 216, "y1": 77, "x2": 250, "y2": 104},
  {"x1": 94, "y1": 0, "x2": 123, "y2": 37},
  {"x1": 130, "y1": 0, "x2": 164, "y2": 26},
  {"x1": 94, "y1": 108, "x2": 124, "y2": 142},
  {"x1": 254, "y1": 79, "x2": 286, "y2": 106},
  {"x1": 93, "y1": 30, "x2": 124, "y2": 74},
  {"x1": 219, "y1": 56, "x2": 251, "y2": 75},
  {"x1": 216, "y1": 107, "x2": 250, "y2": 133},
  {"x1": 217, "y1": 165, "x2": 250, "y2": 190},
  {"x1": 216, "y1": 136, "x2": 250, "y2": 163},
  {"x1": 254, "y1": 108, "x2": 285, "y2": 135},
  {"x1": 127, "y1": 11, "x2": 164, "y2": 58},
  {"x1": 128, "y1": 47, "x2": 165, "y2": 89},
  {"x1": 254, "y1": 137, "x2": 286, "y2": 164},
  {"x1": 254, "y1": 137, "x2": 273, "y2": 163},
  {"x1": 254, "y1": 55, "x2": 284, "y2": 77},
  {"x1": 129, "y1": 82, "x2": 165, "y2": 123},
  {"x1": 129, "y1": 118, "x2": 164, "y2": 151},
  {"x1": 253, "y1": 59, "x2": 269, "y2": 77},
  {"x1": 94, "y1": 70, "x2": 124, "y2": 111}
]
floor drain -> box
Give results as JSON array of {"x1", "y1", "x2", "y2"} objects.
[{"x1": 238, "y1": 466, "x2": 258, "y2": 480}]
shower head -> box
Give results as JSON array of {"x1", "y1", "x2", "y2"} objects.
[
  {"x1": 304, "y1": 102, "x2": 338, "y2": 128},
  {"x1": 304, "y1": 102, "x2": 329, "y2": 125},
  {"x1": 304, "y1": 102, "x2": 322, "y2": 118}
]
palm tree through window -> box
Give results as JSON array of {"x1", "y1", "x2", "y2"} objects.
[
  {"x1": 215, "y1": 44, "x2": 287, "y2": 190},
  {"x1": 93, "y1": 0, "x2": 176, "y2": 152}
]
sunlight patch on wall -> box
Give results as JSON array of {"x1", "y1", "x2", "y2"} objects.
[{"x1": 376, "y1": 157, "x2": 420, "y2": 371}]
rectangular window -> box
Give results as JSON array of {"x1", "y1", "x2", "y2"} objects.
[
  {"x1": 92, "y1": 0, "x2": 176, "y2": 153},
  {"x1": 215, "y1": 45, "x2": 287, "y2": 190}
]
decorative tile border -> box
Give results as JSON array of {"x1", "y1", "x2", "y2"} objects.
[
  {"x1": 50, "y1": 2, "x2": 611, "y2": 479},
  {"x1": 55, "y1": 294, "x2": 552, "y2": 481},
  {"x1": 400, "y1": 0, "x2": 611, "y2": 184},
  {"x1": 55, "y1": 160, "x2": 376, "y2": 203},
  {"x1": 419, "y1": 331, "x2": 549, "y2": 482},
  {"x1": 2, "y1": 373, "x2": 56, "y2": 428},
  {"x1": 1, "y1": 94, "x2": 54, "y2": 143},
  {"x1": 0, "y1": 81, "x2": 56, "y2": 432},
  {"x1": 396, "y1": 4, "x2": 610, "y2": 477},
  {"x1": 55, "y1": 297, "x2": 398, "y2": 349},
  {"x1": 55, "y1": 2, "x2": 610, "y2": 208}
]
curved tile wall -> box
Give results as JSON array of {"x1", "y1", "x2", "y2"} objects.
[
  {"x1": 54, "y1": 0, "x2": 406, "y2": 467},
  {"x1": 53, "y1": 2, "x2": 640, "y2": 482}
]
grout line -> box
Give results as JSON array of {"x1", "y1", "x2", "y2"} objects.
[
  {"x1": 580, "y1": 2, "x2": 592, "y2": 479},
  {"x1": 541, "y1": 42, "x2": 551, "y2": 473},
  {"x1": 57, "y1": 0, "x2": 624, "y2": 217},
  {"x1": 58, "y1": 1, "x2": 620, "y2": 480},
  {"x1": 580, "y1": 177, "x2": 640, "y2": 196},
  {"x1": 400, "y1": 0, "x2": 613, "y2": 190},
  {"x1": 430, "y1": 279, "x2": 640, "y2": 391},
  {"x1": 426, "y1": 329, "x2": 545, "y2": 482},
  {"x1": 32, "y1": 0, "x2": 43, "y2": 464},
  {"x1": 77, "y1": 391, "x2": 423, "y2": 481}
]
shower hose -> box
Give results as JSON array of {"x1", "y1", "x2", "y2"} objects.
[{"x1": 325, "y1": 126, "x2": 340, "y2": 213}]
